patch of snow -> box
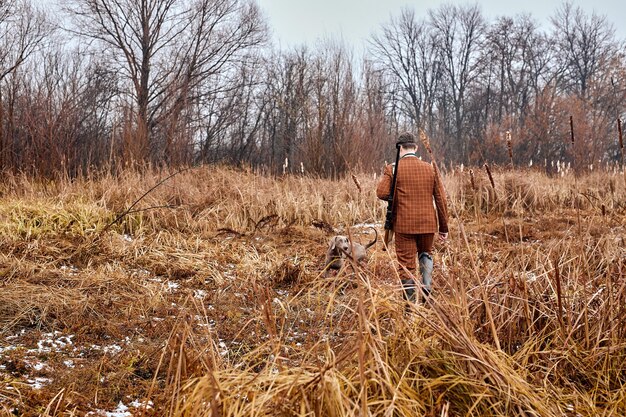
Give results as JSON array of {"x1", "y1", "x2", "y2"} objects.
[
  {"x1": 218, "y1": 340, "x2": 228, "y2": 356},
  {"x1": 104, "y1": 401, "x2": 131, "y2": 417},
  {"x1": 60, "y1": 265, "x2": 79, "y2": 275},
  {"x1": 103, "y1": 344, "x2": 122, "y2": 355},
  {"x1": 5, "y1": 329, "x2": 26, "y2": 340},
  {"x1": 194, "y1": 289, "x2": 207, "y2": 299},
  {"x1": 26, "y1": 377, "x2": 51, "y2": 390},
  {"x1": 129, "y1": 399, "x2": 153, "y2": 409},
  {"x1": 194, "y1": 315, "x2": 216, "y2": 328},
  {"x1": 525, "y1": 272, "x2": 538, "y2": 283},
  {"x1": 36, "y1": 332, "x2": 74, "y2": 353},
  {"x1": 0, "y1": 345, "x2": 16, "y2": 354},
  {"x1": 64, "y1": 360, "x2": 75, "y2": 368},
  {"x1": 31, "y1": 362, "x2": 45, "y2": 371}
]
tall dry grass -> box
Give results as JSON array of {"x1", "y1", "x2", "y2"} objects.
[{"x1": 0, "y1": 165, "x2": 624, "y2": 416}]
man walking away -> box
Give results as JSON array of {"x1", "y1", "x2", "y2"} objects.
[{"x1": 376, "y1": 132, "x2": 449, "y2": 303}]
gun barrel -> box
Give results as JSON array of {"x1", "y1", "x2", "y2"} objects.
[{"x1": 383, "y1": 144, "x2": 402, "y2": 233}]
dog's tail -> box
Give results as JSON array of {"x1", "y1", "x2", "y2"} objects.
[{"x1": 364, "y1": 226, "x2": 378, "y2": 250}]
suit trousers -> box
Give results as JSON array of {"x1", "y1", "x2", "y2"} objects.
[{"x1": 395, "y1": 232, "x2": 434, "y2": 280}]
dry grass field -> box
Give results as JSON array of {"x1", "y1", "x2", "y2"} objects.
[{"x1": 0, "y1": 165, "x2": 625, "y2": 416}]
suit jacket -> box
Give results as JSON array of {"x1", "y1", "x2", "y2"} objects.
[{"x1": 376, "y1": 155, "x2": 448, "y2": 234}]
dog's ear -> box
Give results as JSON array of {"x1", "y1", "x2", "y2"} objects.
[{"x1": 328, "y1": 237, "x2": 336, "y2": 251}]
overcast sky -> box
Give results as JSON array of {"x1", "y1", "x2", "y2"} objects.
[{"x1": 256, "y1": 0, "x2": 626, "y2": 52}]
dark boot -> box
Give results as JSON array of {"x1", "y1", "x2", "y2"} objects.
[
  {"x1": 401, "y1": 279, "x2": 416, "y2": 303},
  {"x1": 418, "y1": 252, "x2": 433, "y2": 302}
]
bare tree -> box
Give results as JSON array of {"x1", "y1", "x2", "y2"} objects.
[
  {"x1": 484, "y1": 15, "x2": 545, "y2": 124},
  {"x1": 64, "y1": 0, "x2": 266, "y2": 164},
  {"x1": 271, "y1": 41, "x2": 359, "y2": 177},
  {"x1": 4, "y1": 45, "x2": 120, "y2": 176},
  {"x1": 370, "y1": 9, "x2": 426, "y2": 128},
  {"x1": 357, "y1": 60, "x2": 392, "y2": 170},
  {"x1": 0, "y1": 1, "x2": 50, "y2": 81},
  {"x1": 473, "y1": 14, "x2": 556, "y2": 163},
  {"x1": 429, "y1": 4, "x2": 486, "y2": 162},
  {"x1": 551, "y1": 2, "x2": 617, "y2": 99},
  {"x1": 0, "y1": 0, "x2": 51, "y2": 171},
  {"x1": 257, "y1": 48, "x2": 310, "y2": 174}
]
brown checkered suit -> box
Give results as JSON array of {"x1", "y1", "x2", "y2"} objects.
[
  {"x1": 376, "y1": 154, "x2": 449, "y2": 281},
  {"x1": 376, "y1": 155, "x2": 448, "y2": 234}
]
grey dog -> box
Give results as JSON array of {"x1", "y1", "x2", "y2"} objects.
[{"x1": 324, "y1": 227, "x2": 378, "y2": 273}]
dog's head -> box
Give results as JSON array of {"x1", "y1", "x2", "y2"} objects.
[{"x1": 328, "y1": 235, "x2": 350, "y2": 255}]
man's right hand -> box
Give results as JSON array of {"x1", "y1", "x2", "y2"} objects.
[{"x1": 438, "y1": 232, "x2": 448, "y2": 241}]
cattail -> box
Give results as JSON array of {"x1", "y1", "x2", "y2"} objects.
[
  {"x1": 484, "y1": 163, "x2": 495, "y2": 190},
  {"x1": 419, "y1": 129, "x2": 432, "y2": 155},
  {"x1": 469, "y1": 169, "x2": 476, "y2": 191},
  {"x1": 506, "y1": 130, "x2": 513, "y2": 163},
  {"x1": 553, "y1": 257, "x2": 565, "y2": 338},
  {"x1": 351, "y1": 173, "x2": 362, "y2": 193},
  {"x1": 618, "y1": 118, "x2": 623, "y2": 150},
  {"x1": 569, "y1": 116, "x2": 575, "y2": 144}
]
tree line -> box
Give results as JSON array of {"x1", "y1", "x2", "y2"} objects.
[{"x1": 0, "y1": 0, "x2": 624, "y2": 177}]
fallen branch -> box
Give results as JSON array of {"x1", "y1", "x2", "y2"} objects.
[{"x1": 100, "y1": 167, "x2": 190, "y2": 235}]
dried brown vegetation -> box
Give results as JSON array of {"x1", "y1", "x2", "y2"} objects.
[{"x1": 0, "y1": 166, "x2": 625, "y2": 416}]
